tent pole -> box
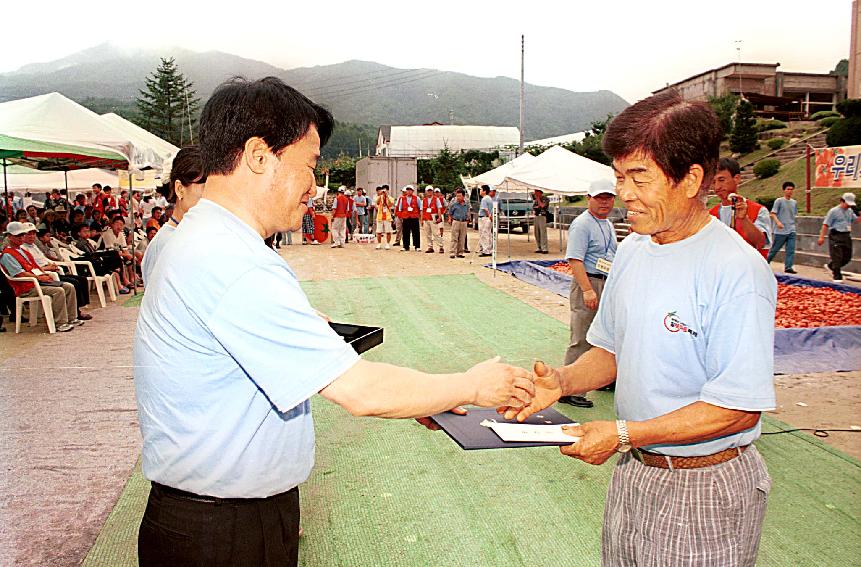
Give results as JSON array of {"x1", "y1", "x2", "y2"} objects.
[
  {"x1": 557, "y1": 204, "x2": 563, "y2": 253},
  {"x1": 129, "y1": 172, "x2": 137, "y2": 295},
  {"x1": 2, "y1": 159, "x2": 8, "y2": 218},
  {"x1": 506, "y1": 198, "x2": 511, "y2": 261}
]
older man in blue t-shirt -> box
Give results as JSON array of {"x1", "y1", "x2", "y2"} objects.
[{"x1": 504, "y1": 91, "x2": 777, "y2": 567}]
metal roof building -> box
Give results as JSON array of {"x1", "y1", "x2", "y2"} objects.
[{"x1": 376, "y1": 124, "x2": 520, "y2": 158}]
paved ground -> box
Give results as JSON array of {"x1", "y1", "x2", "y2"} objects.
[{"x1": 0, "y1": 225, "x2": 857, "y2": 566}]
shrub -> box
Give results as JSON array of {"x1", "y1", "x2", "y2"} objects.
[
  {"x1": 756, "y1": 197, "x2": 777, "y2": 211},
  {"x1": 753, "y1": 159, "x2": 781, "y2": 179},
  {"x1": 826, "y1": 116, "x2": 861, "y2": 146},
  {"x1": 756, "y1": 119, "x2": 787, "y2": 132},
  {"x1": 811, "y1": 110, "x2": 841, "y2": 121},
  {"x1": 767, "y1": 138, "x2": 787, "y2": 150},
  {"x1": 818, "y1": 116, "x2": 840, "y2": 128},
  {"x1": 836, "y1": 98, "x2": 861, "y2": 118}
]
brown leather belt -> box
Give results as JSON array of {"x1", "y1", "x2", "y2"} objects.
[{"x1": 631, "y1": 445, "x2": 749, "y2": 470}]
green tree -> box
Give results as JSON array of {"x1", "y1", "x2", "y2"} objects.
[
  {"x1": 729, "y1": 99, "x2": 758, "y2": 154},
  {"x1": 135, "y1": 57, "x2": 200, "y2": 146},
  {"x1": 429, "y1": 147, "x2": 465, "y2": 189},
  {"x1": 826, "y1": 98, "x2": 861, "y2": 147},
  {"x1": 832, "y1": 59, "x2": 849, "y2": 77},
  {"x1": 708, "y1": 94, "x2": 739, "y2": 138},
  {"x1": 567, "y1": 114, "x2": 613, "y2": 165},
  {"x1": 319, "y1": 154, "x2": 358, "y2": 187}
]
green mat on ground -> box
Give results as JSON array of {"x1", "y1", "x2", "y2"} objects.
[{"x1": 84, "y1": 274, "x2": 860, "y2": 566}]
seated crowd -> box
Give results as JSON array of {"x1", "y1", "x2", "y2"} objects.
[{"x1": 0, "y1": 183, "x2": 171, "y2": 332}]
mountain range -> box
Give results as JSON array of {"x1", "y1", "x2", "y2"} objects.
[{"x1": 0, "y1": 43, "x2": 629, "y2": 146}]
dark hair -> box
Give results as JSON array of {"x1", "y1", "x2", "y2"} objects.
[
  {"x1": 717, "y1": 157, "x2": 740, "y2": 177},
  {"x1": 146, "y1": 225, "x2": 159, "y2": 234},
  {"x1": 36, "y1": 228, "x2": 50, "y2": 236},
  {"x1": 199, "y1": 76, "x2": 334, "y2": 177},
  {"x1": 456, "y1": 188, "x2": 465, "y2": 195},
  {"x1": 169, "y1": 146, "x2": 205, "y2": 202},
  {"x1": 92, "y1": 183, "x2": 102, "y2": 190},
  {"x1": 603, "y1": 90, "x2": 722, "y2": 192},
  {"x1": 382, "y1": 184, "x2": 389, "y2": 190},
  {"x1": 110, "y1": 215, "x2": 125, "y2": 224},
  {"x1": 152, "y1": 206, "x2": 163, "y2": 214},
  {"x1": 103, "y1": 186, "x2": 112, "y2": 192},
  {"x1": 782, "y1": 181, "x2": 795, "y2": 190},
  {"x1": 72, "y1": 223, "x2": 88, "y2": 236}
]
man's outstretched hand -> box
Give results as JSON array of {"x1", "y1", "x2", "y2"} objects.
[{"x1": 498, "y1": 360, "x2": 563, "y2": 422}]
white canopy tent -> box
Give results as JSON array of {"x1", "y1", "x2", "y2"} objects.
[
  {"x1": 100, "y1": 113, "x2": 178, "y2": 174},
  {"x1": 494, "y1": 145, "x2": 615, "y2": 196},
  {"x1": 2, "y1": 165, "x2": 118, "y2": 192},
  {"x1": 461, "y1": 152, "x2": 536, "y2": 188}
]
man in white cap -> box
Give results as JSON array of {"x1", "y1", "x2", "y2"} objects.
[
  {"x1": 818, "y1": 192, "x2": 859, "y2": 281},
  {"x1": 421, "y1": 186, "x2": 445, "y2": 254},
  {"x1": 563, "y1": 179, "x2": 617, "y2": 367},
  {"x1": 1, "y1": 221, "x2": 81, "y2": 332}
]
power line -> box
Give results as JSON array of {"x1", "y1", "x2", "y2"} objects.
[
  {"x1": 300, "y1": 68, "x2": 429, "y2": 95},
  {"x1": 320, "y1": 70, "x2": 442, "y2": 102}
]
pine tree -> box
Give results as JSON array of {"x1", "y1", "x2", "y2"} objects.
[
  {"x1": 729, "y1": 98, "x2": 758, "y2": 155},
  {"x1": 135, "y1": 58, "x2": 200, "y2": 146}
]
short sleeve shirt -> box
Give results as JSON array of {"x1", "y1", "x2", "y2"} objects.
[
  {"x1": 771, "y1": 197, "x2": 797, "y2": 235},
  {"x1": 134, "y1": 199, "x2": 360, "y2": 498},
  {"x1": 824, "y1": 206, "x2": 857, "y2": 232},
  {"x1": 565, "y1": 211, "x2": 617, "y2": 274},
  {"x1": 140, "y1": 223, "x2": 175, "y2": 286},
  {"x1": 587, "y1": 218, "x2": 776, "y2": 456},
  {"x1": 717, "y1": 204, "x2": 773, "y2": 246},
  {"x1": 479, "y1": 196, "x2": 494, "y2": 218}
]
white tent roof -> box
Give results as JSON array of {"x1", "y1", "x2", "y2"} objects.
[
  {"x1": 100, "y1": 113, "x2": 178, "y2": 172},
  {"x1": 495, "y1": 145, "x2": 615, "y2": 196},
  {"x1": 462, "y1": 153, "x2": 536, "y2": 188},
  {"x1": 0, "y1": 93, "x2": 133, "y2": 164},
  {"x1": 2, "y1": 165, "x2": 118, "y2": 192},
  {"x1": 379, "y1": 125, "x2": 520, "y2": 157},
  {"x1": 524, "y1": 131, "x2": 588, "y2": 148}
]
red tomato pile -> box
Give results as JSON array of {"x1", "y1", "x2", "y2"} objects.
[
  {"x1": 549, "y1": 261, "x2": 573, "y2": 276},
  {"x1": 775, "y1": 283, "x2": 861, "y2": 328},
  {"x1": 547, "y1": 262, "x2": 860, "y2": 329}
]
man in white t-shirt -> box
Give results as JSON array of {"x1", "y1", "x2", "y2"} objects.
[{"x1": 506, "y1": 90, "x2": 777, "y2": 567}]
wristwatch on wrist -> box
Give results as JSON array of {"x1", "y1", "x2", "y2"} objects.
[{"x1": 616, "y1": 419, "x2": 632, "y2": 453}]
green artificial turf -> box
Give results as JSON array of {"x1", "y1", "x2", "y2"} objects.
[{"x1": 84, "y1": 274, "x2": 860, "y2": 566}]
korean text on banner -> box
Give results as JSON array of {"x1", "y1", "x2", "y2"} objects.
[{"x1": 814, "y1": 145, "x2": 861, "y2": 189}]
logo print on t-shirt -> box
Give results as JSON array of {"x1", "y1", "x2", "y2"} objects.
[{"x1": 663, "y1": 312, "x2": 699, "y2": 337}]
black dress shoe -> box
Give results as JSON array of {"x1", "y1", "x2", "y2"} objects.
[
  {"x1": 559, "y1": 395, "x2": 594, "y2": 408},
  {"x1": 784, "y1": 268, "x2": 797, "y2": 274}
]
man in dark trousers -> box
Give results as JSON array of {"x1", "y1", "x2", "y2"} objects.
[
  {"x1": 396, "y1": 185, "x2": 421, "y2": 252},
  {"x1": 818, "y1": 192, "x2": 859, "y2": 281}
]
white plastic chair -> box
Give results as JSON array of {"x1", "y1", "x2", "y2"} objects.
[
  {"x1": 56, "y1": 247, "x2": 116, "y2": 307},
  {"x1": 0, "y1": 263, "x2": 56, "y2": 333}
]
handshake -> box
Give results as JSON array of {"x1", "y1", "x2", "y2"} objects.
[{"x1": 417, "y1": 358, "x2": 565, "y2": 429}]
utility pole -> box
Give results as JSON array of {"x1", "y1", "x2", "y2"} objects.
[
  {"x1": 735, "y1": 40, "x2": 743, "y2": 95},
  {"x1": 519, "y1": 34, "x2": 525, "y2": 155}
]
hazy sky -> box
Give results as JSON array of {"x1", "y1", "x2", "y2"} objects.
[{"x1": 2, "y1": 0, "x2": 852, "y2": 102}]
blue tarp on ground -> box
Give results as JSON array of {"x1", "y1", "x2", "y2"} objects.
[{"x1": 491, "y1": 260, "x2": 861, "y2": 374}]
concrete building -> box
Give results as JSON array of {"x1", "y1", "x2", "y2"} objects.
[
  {"x1": 376, "y1": 124, "x2": 520, "y2": 158},
  {"x1": 653, "y1": 62, "x2": 847, "y2": 119}
]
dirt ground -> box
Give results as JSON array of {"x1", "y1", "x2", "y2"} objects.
[{"x1": 285, "y1": 224, "x2": 861, "y2": 460}]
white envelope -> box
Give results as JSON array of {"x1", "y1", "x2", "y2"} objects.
[{"x1": 488, "y1": 422, "x2": 580, "y2": 443}]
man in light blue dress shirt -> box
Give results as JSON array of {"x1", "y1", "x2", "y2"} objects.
[{"x1": 134, "y1": 77, "x2": 534, "y2": 567}]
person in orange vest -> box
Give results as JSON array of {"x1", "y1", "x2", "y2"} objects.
[
  {"x1": 420, "y1": 186, "x2": 445, "y2": 253},
  {"x1": 331, "y1": 186, "x2": 349, "y2": 248},
  {"x1": 345, "y1": 189, "x2": 355, "y2": 242},
  {"x1": 396, "y1": 185, "x2": 421, "y2": 252},
  {"x1": 710, "y1": 158, "x2": 771, "y2": 258}
]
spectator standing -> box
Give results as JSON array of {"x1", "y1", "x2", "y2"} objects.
[
  {"x1": 374, "y1": 186, "x2": 394, "y2": 250},
  {"x1": 435, "y1": 188, "x2": 446, "y2": 244},
  {"x1": 102, "y1": 216, "x2": 136, "y2": 290},
  {"x1": 354, "y1": 188, "x2": 369, "y2": 234},
  {"x1": 767, "y1": 181, "x2": 798, "y2": 273},
  {"x1": 396, "y1": 185, "x2": 421, "y2": 252},
  {"x1": 345, "y1": 189, "x2": 355, "y2": 241},
  {"x1": 818, "y1": 192, "x2": 859, "y2": 281},
  {"x1": 119, "y1": 190, "x2": 130, "y2": 216},
  {"x1": 141, "y1": 146, "x2": 207, "y2": 285},
  {"x1": 447, "y1": 188, "x2": 469, "y2": 258},
  {"x1": 533, "y1": 188, "x2": 551, "y2": 254},
  {"x1": 330, "y1": 186, "x2": 349, "y2": 248},
  {"x1": 478, "y1": 185, "x2": 494, "y2": 257},
  {"x1": 710, "y1": 158, "x2": 771, "y2": 256},
  {"x1": 563, "y1": 180, "x2": 618, "y2": 367},
  {"x1": 302, "y1": 202, "x2": 317, "y2": 245},
  {"x1": 421, "y1": 186, "x2": 445, "y2": 254}
]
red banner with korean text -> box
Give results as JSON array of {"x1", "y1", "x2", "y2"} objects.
[{"x1": 814, "y1": 145, "x2": 861, "y2": 189}]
